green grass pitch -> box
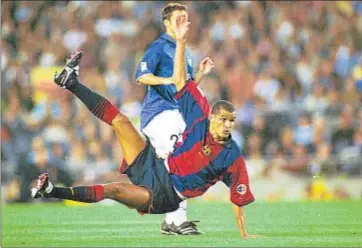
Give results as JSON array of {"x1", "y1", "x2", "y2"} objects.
[{"x1": 2, "y1": 200, "x2": 362, "y2": 247}]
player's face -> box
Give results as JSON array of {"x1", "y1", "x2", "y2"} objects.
[
  {"x1": 210, "y1": 109, "x2": 236, "y2": 140},
  {"x1": 168, "y1": 10, "x2": 188, "y2": 33}
]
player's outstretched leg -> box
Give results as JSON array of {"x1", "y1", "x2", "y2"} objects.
[
  {"x1": 54, "y1": 51, "x2": 119, "y2": 127},
  {"x1": 54, "y1": 52, "x2": 145, "y2": 165},
  {"x1": 31, "y1": 173, "x2": 152, "y2": 210}
]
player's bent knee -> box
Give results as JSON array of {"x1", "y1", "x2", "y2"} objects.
[
  {"x1": 111, "y1": 113, "x2": 132, "y2": 129},
  {"x1": 104, "y1": 182, "x2": 127, "y2": 198},
  {"x1": 114, "y1": 183, "x2": 127, "y2": 196}
]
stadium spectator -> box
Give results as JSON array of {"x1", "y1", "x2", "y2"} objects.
[
  {"x1": 18, "y1": 136, "x2": 73, "y2": 202},
  {"x1": 331, "y1": 113, "x2": 355, "y2": 154},
  {"x1": 282, "y1": 144, "x2": 309, "y2": 175},
  {"x1": 294, "y1": 113, "x2": 314, "y2": 151},
  {"x1": 279, "y1": 126, "x2": 295, "y2": 159},
  {"x1": 244, "y1": 133, "x2": 268, "y2": 180},
  {"x1": 310, "y1": 142, "x2": 338, "y2": 176}
]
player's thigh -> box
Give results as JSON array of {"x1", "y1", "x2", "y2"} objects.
[{"x1": 111, "y1": 113, "x2": 146, "y2": 164}]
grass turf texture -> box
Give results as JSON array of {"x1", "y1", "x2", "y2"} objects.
[{"x1": 2, "y1": 200, "x2": 362, "y2": 247}]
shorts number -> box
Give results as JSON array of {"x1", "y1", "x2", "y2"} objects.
[{"x1": 170, "y1": 134, "x2": 179, "y2": 152}]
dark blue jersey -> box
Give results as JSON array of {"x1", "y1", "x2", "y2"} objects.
[{"x1": 135, "y1": 32, "x2": 194, "y2": 129}]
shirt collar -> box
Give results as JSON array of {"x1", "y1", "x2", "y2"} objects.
[
  {"x1": 224, "y1": 137, "x2": 233, "y2": 149},
  {"x1": 160, "y1": 32, "x2": 176, "y2": 44}
]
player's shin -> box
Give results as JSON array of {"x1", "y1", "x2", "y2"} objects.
[
  {"x1": 48, "y1": 185, "x2": 105, "y2": 203},
  {"x1": 67, "y1": 78, "x2": 119, "y2": 126}
]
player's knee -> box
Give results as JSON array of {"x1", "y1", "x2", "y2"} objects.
[
  {"x1": 104, "y1": 183, "x2": 127, "y2": 198},
  {"x1": 114, "y1": 183, "x2": 127, "y2": 196},
  {"x1": 111, "y1": 113, "x2": 131, "y2": 128}
]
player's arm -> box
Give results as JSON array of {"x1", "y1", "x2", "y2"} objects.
[
  {"x1": 232, "y1": 204, "x2": 262, "y2": 238},
  {"x1": 194, "y1": 70, "x2": 205, "y2": 85},
  {"x1": 223, "y1": 157, "x2": 263, "y2": 238},
  {"x1": 138, "y1": 74, "x2": 173, "y2": 86},
  {"x1": 232, "y1": 204, "x2": 248, "y2": 237},
  {"x1": 135, "y1": 43, "x2": 173, "y2": 86},
  {"x1": 173, "y1": 15, "x2": 211, "y2": 126},
  {"x1": 232, "y1": 204, "x2": 264, "y2": 238},
  {"x1": 194, "y1": 57, "x2": 214, "y2": 84},
  {"x1": 173, "y1": 14, "x2": 189, "y2": 91},
  {"x1": 174, "y1": 39, "x2": 187, "y2": 91}
]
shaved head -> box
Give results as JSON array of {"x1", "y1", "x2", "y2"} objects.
[{"x1": 211, "y1": 100, "x2": 235, "y2": 115}]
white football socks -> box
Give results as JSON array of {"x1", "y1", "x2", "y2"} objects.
[
  {"x1": 45, "y1": 181, "x2": 54, "y2": 194},
  {"x1": 165, "y1": 200, "x2": 187, "y2": 226}
]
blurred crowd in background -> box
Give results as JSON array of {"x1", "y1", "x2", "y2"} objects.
[{"x1": 2, "y1": 1, "x2": 362, "y2": 202}]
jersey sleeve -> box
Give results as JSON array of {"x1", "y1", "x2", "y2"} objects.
[
  {"x1": 175, "y1": 80, "x2": 210, "y2": 129},
  {"x1": 135, "y1": 42, "x2": 161, "y2": 82},
  {"x1": 222, "y1": 156, "x2": 255, "y2": 206}
]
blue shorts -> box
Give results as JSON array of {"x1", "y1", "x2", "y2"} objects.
[{"x1": 124, "y1": 140, "x2": 182, "y2": 214}]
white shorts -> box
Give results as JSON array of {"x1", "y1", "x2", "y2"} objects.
[{"x1": 142, "y1": 109, "x2": 186, "y2": 159}]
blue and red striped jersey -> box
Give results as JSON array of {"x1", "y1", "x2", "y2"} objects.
[{"x1": 168, "y1": 81, "x2": 254, "y2": 206}]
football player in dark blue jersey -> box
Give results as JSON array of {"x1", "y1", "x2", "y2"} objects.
[{"x1": 135, "y1": 3, "x2": 213, "y2": 234}]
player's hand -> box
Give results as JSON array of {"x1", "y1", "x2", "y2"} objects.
[
  {"x1": 198, "y1": 57, "x2": 214, "y2": 76},
  {"x1": 240, "y1": 234, "x2": 265, "y2": 239},
  {"x1": 174, "y1": 14, "x2": 190, "y2": 41}
]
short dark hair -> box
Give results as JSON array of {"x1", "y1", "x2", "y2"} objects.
[
  {"x1": 211, "y1": 100, "x2": 235, "y2": 115},
  {"x1": 161, "y1": 3, "x2": 187, "y2": 30}
]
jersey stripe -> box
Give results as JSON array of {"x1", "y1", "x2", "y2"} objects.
[
  {"x1": 176, "y1": 81, "x2": 210, "y2": 128},
  {"x1": 170, "y1": 147, "x2": 234, "y2": 193},
  {"x1": 171, "y1": 119, "x2": 208, "y2": 157},
  {"x1": 169, "y1": 138, "x2": 224, "y2": 176}
]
